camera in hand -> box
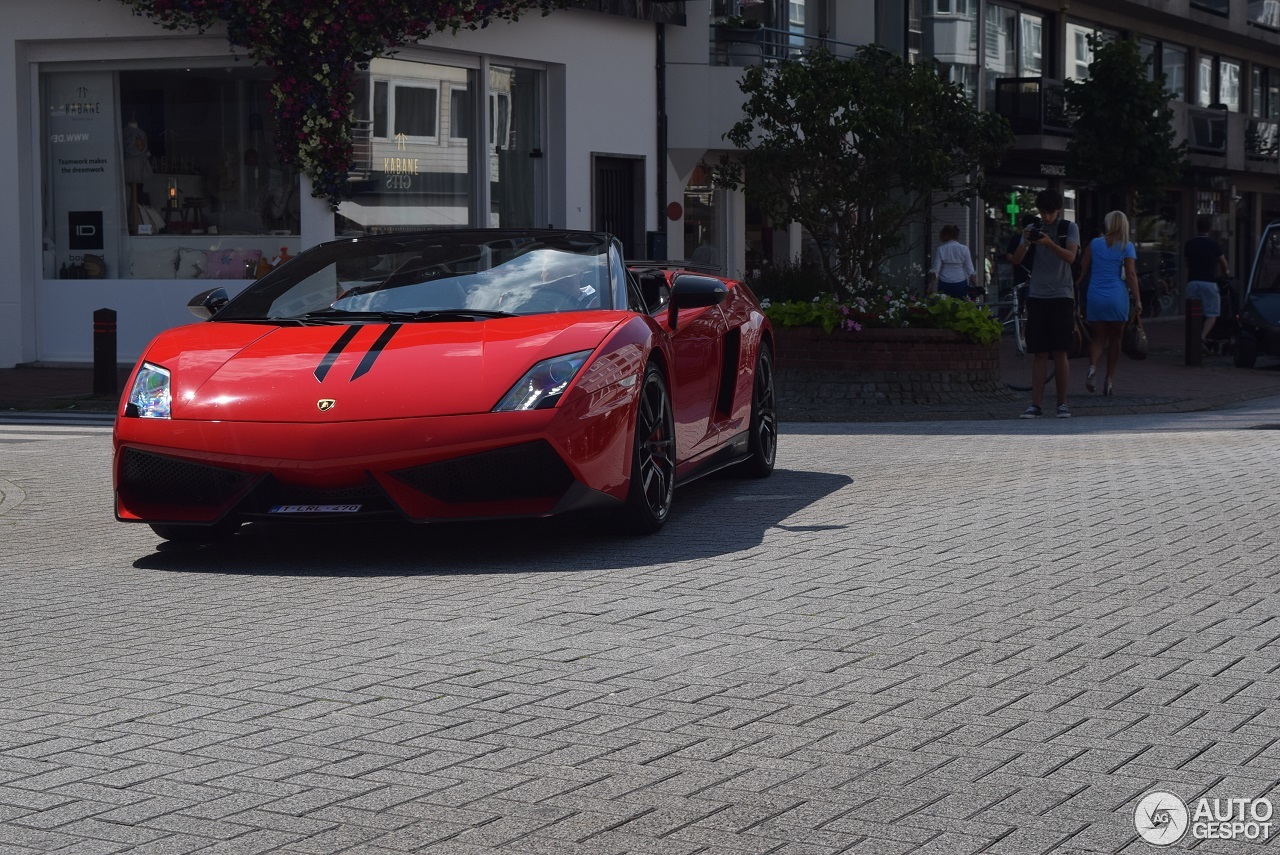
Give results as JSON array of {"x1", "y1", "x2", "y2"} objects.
[{"x1": 1026, "y1": 218, "x2": 1043, "y2": 241}]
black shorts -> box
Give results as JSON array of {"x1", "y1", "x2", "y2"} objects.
[{"x1": 1025, "y1": 297, "x2": 1075, "y2": 354}]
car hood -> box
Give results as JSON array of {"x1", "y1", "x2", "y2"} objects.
[{"x1": 142, "y1": 314, "x2": 628, "y2": 421}]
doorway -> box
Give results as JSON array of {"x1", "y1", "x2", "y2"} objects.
[{"x1": 593, "y1": 155, "x2": 643, "y2": 257}]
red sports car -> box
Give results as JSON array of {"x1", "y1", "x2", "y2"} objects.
[{"x1": 114, "y1": 229, "x2": 776, "y2": 542}]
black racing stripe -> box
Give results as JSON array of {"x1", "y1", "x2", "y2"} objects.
[
  {"x1": 314, "y1": 326, "x2": 361, "y2": 382},
  {"x1": 351, "y1": 324, "x2": 401, "y2": 381}
]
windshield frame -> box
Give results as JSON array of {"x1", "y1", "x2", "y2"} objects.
[{"x1": 213, "y1": 229, "x2": 617, "y2": 322}]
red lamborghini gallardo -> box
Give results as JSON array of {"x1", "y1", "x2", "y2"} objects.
[{"x1": 113, "y1": 229, "x2": 776, "y2": 542}]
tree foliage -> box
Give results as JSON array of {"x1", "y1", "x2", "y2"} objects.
[
  {"x1": 710, "y1": 47, "x2": 1012, "y2": 293},
  {"x1": 1065, "y1": 34, "x2": 1186, "y2": 213},
  {"x1": 115, "y1": 0, "x2": 559, "y2": 209}
]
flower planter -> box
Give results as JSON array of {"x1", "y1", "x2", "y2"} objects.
[
  {"x1": 715, "y1": 26, "x2": 763, "y2": 42},
  {"x1": 773, "y1": 326, "x2": 1016, "y2": 418}
]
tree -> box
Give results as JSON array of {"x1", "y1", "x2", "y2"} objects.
[
  {"x1": 1065, "y1": 34, "x2": 1187, "y2": 214},
  {"x1": 709, "y1": 47, "x2": 1012, "y2": 294},
  {"x1": 116, "y1": 0, "x2": 559, "y2": 209}
]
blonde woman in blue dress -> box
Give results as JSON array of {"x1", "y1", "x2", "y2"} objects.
[{"x1": 1076, "y1": 210, "x2": 1142, "y2": 396}]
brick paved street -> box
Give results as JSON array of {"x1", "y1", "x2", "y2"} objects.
[{"x1": 1, "y1": 405, "x2": 1279, "y2": 854}]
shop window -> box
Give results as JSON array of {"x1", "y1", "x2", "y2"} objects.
[
  {"x1": 683, "y1": 164, "x2": 720, "y2": 273},
  {"x1": 449, "y1": 88, "x2": 472, "y2": 141},
  {"x1": 489, "y1": 66, "x2": 542, "y2": 229},
  {"x1": 40, "y1": 64, "x2": 300, "y2": 282},
  {"x1": 336, "y1": 59, "x2": 543, "y2": 235}
]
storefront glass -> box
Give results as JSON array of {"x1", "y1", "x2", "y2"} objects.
[
  {"x1": 41, "y1": 64, "x2": 300, "y2": 282},
  {"x1": 337, "y1": 58, "x2": 544, "y2": 235},
  {"x1": 682, "y1": 165, "x2": 719, "y2": 271},
  {"x1": 489, "y1": 65, "x2": 544, "y2": 229}
]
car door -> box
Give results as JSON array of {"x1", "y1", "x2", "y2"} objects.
[{"x1": 645, "y1": 276, "x2": 727, "y2": 461}]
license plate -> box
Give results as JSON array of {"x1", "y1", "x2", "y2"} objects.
[{"x1": 268, "y1": 504, "x2": 363, "y2": 514}]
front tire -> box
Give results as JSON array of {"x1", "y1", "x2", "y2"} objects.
[
  {"x1": 736, "y1": 343, "x2": 777, "y2": 478},
  {"x1": 150, "y1": 520, "x2": 240, "y2": 543},
  {"x1": 618, "y1": 362, "x2": 675, "y2": 534},
  {"x1": 1234, "y1": 332, "x2": 1258, "y2": 368}
]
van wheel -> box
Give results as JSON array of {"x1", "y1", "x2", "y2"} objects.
[{"x1": 1234, "y1": 332, "x2": 1258, "y2": 368}]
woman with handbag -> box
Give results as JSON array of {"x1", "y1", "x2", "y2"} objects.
[{"x1": 1076, "y1": 210, "x2": 1142, "y2": 396}]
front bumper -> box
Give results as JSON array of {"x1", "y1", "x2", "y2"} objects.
[{"x1": 114, "y1": 403, "x2": 632, "y2": 526}]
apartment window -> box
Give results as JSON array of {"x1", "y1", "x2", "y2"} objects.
[
  {"x1": 984, "y1": 5, "x2": 1042, "y2": 105},
  {"x1": 1020, "y1": 14, "x2": 1042, "y2": 76},
  {"x1": 923, "y1": 0, "x2": 978, "y2": 99},
  {"x1": 392, "y1": 84, "x2": 439, "y2": 140},
  {"x1": 1191, "y1": 0, "x2": 1229, "y2": 13},
  {"x1": 1251, "y1": 66, "x2": 1280, "y2": 117},
  {"x1": 1249, "y1": 0, "x2": 1280, "y2": 28},
  {"x1": 1197, "y1": 56, "x2": 1214, "y2": 107},
  {"x1": 1219, "y1": 59, "x2": 1242, "y2": 111},
  {"x1": 1197, "y1": 54, "x2": 1243, "y2": 110},
  {"x1": 1142, "y1": 39, "x2": 1188, "y2": 101},
  {"x1": 1162, "y1": 44, "x2": 1187, "y2": 100},
  {"x1": 1065, "y1": 23, "x2": 1115, "y2": 82}
]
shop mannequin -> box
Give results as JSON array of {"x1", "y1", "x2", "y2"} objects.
[{"x1": 122, "y1": 115, "x2": 152, "y2": 234}]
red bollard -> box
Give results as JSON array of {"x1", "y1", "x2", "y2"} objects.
[
  {"x1": 93, "y1": 308, "x2": 117, "y2": 397},
  {"x1": 1184, "y1": 298, "x2": 1203, "y2": 366}
]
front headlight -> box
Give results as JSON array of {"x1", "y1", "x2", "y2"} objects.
[
  {"x1": 493, "y1": 350, "x2": 592, "y2": 412},
  {"x1": 126, "y1": 362, "x2": 172, "y2": 419}
]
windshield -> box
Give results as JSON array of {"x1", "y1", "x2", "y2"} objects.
[
  {"x1": 1250, "y1": 224, "x2": 1280, "y2": 295},
  {"x1": 215, "y1": 230, "x2": 613, "y2": 321}
]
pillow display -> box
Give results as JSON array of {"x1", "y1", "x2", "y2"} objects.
[
  {"x1": 199, "y1": 248, "x2": 263, "y2": 280},
  {"x1": 130, "y1": 248, "x2": 178, "y2": 279},
  {"x1": 176, "y1": 247, "x2": 205, "y2": 279}
]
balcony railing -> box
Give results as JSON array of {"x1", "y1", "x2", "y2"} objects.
[
  {"x1": 1246, "y1": 118, "x2": 1280, "y2": 161},
  {"x1": 1187, "y1": 106, "x2": 1228, "y2": 154},
  {"x1": 992, "y1": 77, "x2": 1072, "y2": 136},
  {"x1": 709, "y1": 25, "x2": 861, "y2": 67}
]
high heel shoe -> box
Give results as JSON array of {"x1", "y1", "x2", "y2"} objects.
[
  {"x1": 1086, "y1": 366, "x2": 1096, "y2": 393},
  {"x1": 1103, "y1": 380, "x2": 1114, "y2": 397}
]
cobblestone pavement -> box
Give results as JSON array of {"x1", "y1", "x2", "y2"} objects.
[{"x1": 2, "y1": 403, "x2": 1279, "y2": 854}]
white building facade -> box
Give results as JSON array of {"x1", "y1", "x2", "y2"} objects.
[{"x1": 0, "y1": 0, "x2": 660, "y2": 366}]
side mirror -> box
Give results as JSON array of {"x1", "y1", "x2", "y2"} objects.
[
  {"x1": 667, "y1": 274, "x2": 728, "y2": 331},
  {"x1": 187, "y1": 287, "x2": 230, "y2": 320}
]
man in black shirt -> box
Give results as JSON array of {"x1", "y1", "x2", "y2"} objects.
[{"x1": 1183, "y1": 214, "x2": 1230, "y2": 349}]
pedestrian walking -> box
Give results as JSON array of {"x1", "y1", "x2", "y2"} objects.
[
  {"x1": 1011, "y1": 189, "x2": 1080, "y2": 418},
  {"x1": 1077, "y1": 210, "x2": 1142, "y2": 396},
  {"x1": 926, "y1": 224, "x2": 976, "y2": 299},
  {"x1": 1183, "y1": 214, "x2": 1231, "y2": 352}
]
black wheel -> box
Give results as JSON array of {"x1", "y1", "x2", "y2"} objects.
[
  {"x1": 1234, "y1": 332, "x2": 1258, "y2": 368},
  {"x1": 618, "y1": 362, "x2": 676, "y2": 534},
  {"x1": 150, "y1": 519, "x2": 240, "y2": 543},
  {"x1": 735, "y1": 344, "x2": 777, "y2": 478}
]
